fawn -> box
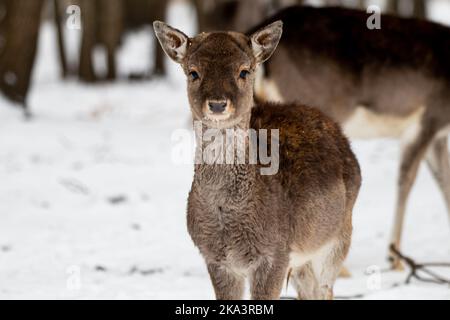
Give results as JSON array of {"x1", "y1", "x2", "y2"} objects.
[
  {"x1": 252, "y1": 6, "x2": 450, "y2": 270},
  {"x1": 154, "y1": 20, "x2": 361, "y2": 300}
]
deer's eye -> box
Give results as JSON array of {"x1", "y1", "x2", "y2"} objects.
[
  {"x1": 239, "y1": 70, "x2": 250, "y2": 79},
  {"x1": 189, "y1": 71, "x2": 200, "y2": 81}
]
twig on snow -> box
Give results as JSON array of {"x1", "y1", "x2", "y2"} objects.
[{"x1": 389, "y1": 245, "x2": 450, "y2": 286}]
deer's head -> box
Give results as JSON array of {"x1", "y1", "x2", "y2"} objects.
[{"x1": 153, "y1": 20, "x2": 283, "y2": 128}]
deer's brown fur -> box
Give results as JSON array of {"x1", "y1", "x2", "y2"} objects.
[{"x1": 154, "y1": 20, "x2": 361, "y2": 300}]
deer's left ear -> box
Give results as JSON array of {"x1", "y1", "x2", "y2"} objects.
[
  {"x1": 250, "y1": 20, "x2": 283, "y2": 64},
  {"x1": 153, "y1": 21, "x2": 190, "y2": 63}
]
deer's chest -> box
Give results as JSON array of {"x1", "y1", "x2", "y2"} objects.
[{"x1": 187, "y1": 183, "x2": 270, "y2": 267}]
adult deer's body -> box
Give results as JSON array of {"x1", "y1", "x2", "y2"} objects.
[
  {"x1": 154, "y1": 20, "x2": 361, "y2": 299},
  {"x1": 255, "y1": 6, "x2": 450, "y2": 269}
]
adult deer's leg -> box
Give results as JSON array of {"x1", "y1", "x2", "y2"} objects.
[
  {"x1": 292, "y1": 242, "x2": 348, "y2": 300},
  {"x1": 389, "y1": 124, "x2": 435, "y2": 270},
  {"x1": 426, "y1": 135, "x2": 450, "y2": 222},
  {"x1": 207, "y1": 264, "x2": 245, "y2": 300},
  {"x1": 291, "y1": 263, "x2": 318, "y2": 300},
  {"x1": 313, "y1": 227, "x2": 351, "y2": 300},
  {"x1": 250, "y1": 256, "x2": 288, "y2": 300}
]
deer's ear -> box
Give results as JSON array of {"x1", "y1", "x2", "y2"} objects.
[
  {"x1": 250, "y1": 21, "x2": 283, "y2": 64},
  {"x1": 153, "y1": 21, "x2": 190, "y2": 63}
]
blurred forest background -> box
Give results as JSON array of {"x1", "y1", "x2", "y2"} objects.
[{"x1": 0, "y1": 0, "x2": 445, "y2": 114}]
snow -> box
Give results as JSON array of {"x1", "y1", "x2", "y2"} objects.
[{"x1": 0, "y1": 1, "x2": 449, "y2": 300}]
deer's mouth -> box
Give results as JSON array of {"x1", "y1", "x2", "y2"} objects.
[
  {"x1": 202, "y1": 110, "x2": 243, "y2": 129},
  {"x1": 204, "y1": 112, "x2": 232, "y2": 121}
]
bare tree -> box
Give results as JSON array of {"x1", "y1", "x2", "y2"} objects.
[
  {"x1": 413, "y1": 0, "x2": 427, "y2": 19},
  {"x1": 386, "y1": 0, "x2": 428, "y2": 18},
  {"x1": 357, "y1": 0, "x2": 366, "y2": 9},
  {"x1": 77, "y1": 0, "x2": 96, "y2": 81},
  {"x1": 194, "y1": 0, "x2": 274, "y2": 33},
  {"x1": 0, "y1": 0, "x2": 44, "y2": 115},
  {"x1": 73, "y1": 0, "x2": 167, "y2": 82},
  {"x1": 98, "y1": 0, "x2": 124, "y2": 80},
  {"x1": 77, "y1": 0, "x2": 123, "y2": 82},
  {"x1": 124, "y1": 0, "x2": 167, "y2": 77},
  {"x1": 323, "y1": 0, "x2": 342, "y2": 5},
  {"x1": 53, "y1": 0, "x2": 68, "y2": 78},
  {"x1": 386, "y1": 0, "x2": 400, "y2": 15}
]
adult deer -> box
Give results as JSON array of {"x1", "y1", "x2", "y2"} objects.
[
  {"x1": 253, "y1": 6, "x2": 450, "y2": 269},
  {"x1": 153, "y1": 20, "x2": 361, "y2": 299}
]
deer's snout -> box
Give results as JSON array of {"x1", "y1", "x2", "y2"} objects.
[{"x1": 208, "y1": 100, "x2": 228, "y2": 114}]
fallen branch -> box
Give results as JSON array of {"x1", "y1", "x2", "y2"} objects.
[{"x1": 389, "y1": 245, "x2": 450, "y2": 286}]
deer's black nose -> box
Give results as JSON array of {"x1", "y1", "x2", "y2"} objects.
[{"x1": 208, "y1": 100, "x2": 228, "y2": 114}]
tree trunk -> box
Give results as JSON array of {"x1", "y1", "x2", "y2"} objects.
[
  {"x1": 0, "y1": 0, "x2": 44, "y2": 113},
  {"x1": 54, "y1": 0, "x2": 68, "y2": 78},
  {"x1": 148, "y1": 0, "x2": 167, "y2": 76},
  {"x1": 323, "y1": 0, "x2": 342, "y2": 6},
  {"x1": 357, "y1": 0, "x2": 365, "y2": 9},
  {"x1": 194, "y1": 0, "x2": 270, "y2": 33},
  {"x1": 386, "y1": 0, "x2": 400, "y2": 15},
  {"x1": 98, "y1": 0, "x2": 123, "y2": 80},
  {"x1": 125, "y1": 0, "x2": 168, "y2": 76},
  {"x1": 77, "y1": 0, "x2": 167, "y2": 81},
  {"x1": 413, "y1": 0, "x2": 427, "y2": 19},
  {"x1": 78, "y1": 0, "x2": 96, "y2": 82}
]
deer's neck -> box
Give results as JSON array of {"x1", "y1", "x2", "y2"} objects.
[{"x1": 193, "y1": 112, "x2": 257, "y2": 203}]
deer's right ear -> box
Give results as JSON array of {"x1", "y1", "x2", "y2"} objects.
[{"x1": 153, "y1": 21, "x2": 190, "y2": 63}]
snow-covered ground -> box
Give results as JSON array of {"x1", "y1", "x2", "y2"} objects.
[{"x1": 0, "y1": 1, "x2": 449, "y2": 300}]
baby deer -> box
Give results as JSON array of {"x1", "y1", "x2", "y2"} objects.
[{"x1": 154, "y1": 20, "x2": 361, "y2": 300}]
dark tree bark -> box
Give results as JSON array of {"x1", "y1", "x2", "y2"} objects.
[
  {"x1": 315, "y1": 0, "x2": 366, "y2": 9},
  {"x1": 386, "y1": 0, "x2": 401, "y2": 15},
  {"x1": 54, "y1": 0, "x2": 68, "y2": 78},
  {"x1": 270, "y1": 0, "x2": 303, "y2": 11},
  {"x1": 0, "y1": 0, "x2": 44, "y2": 113},
  {"x1": 413, "y1": 0, "x2": 427, "y2": 19},
  {"x1": 98, "y1": 0, "x2": 123, "y2": 80},
  {"x1": 387, "y1": 0, "x2": 428, "y2": 18},
  {"x1": 194, "y1": 0, "x2": 272, "y2": 33},
  {"x1": 124, "y1": 0, "x2": 167, "y2": 76},
  {"x1": 324, "y1": 0, "x2": 342, "y2": 6},
  {"x1": 195, "y1": 0, "x2": 248, "y2": 32},
  {"x1": 78, "y1": 0, "x2": 97, "y2": 82}
]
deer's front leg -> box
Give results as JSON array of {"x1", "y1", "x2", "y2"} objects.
[
  {"x1": 250, "y1": 257, "x2": 288, "y2": 300},
  {"x1": 207, "y1": 264, "x2": 245, "y2": 300}
]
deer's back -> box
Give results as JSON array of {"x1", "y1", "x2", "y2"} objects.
[
  {"x1": 251, "y1": 102, "x2": 359, "y2": 194},
  {"x1": 259, "y1": 6, "x2": 450, "y2": 82},
  {"x1": 251, "y1": 102, "x2": 361, "y2": 250}
]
